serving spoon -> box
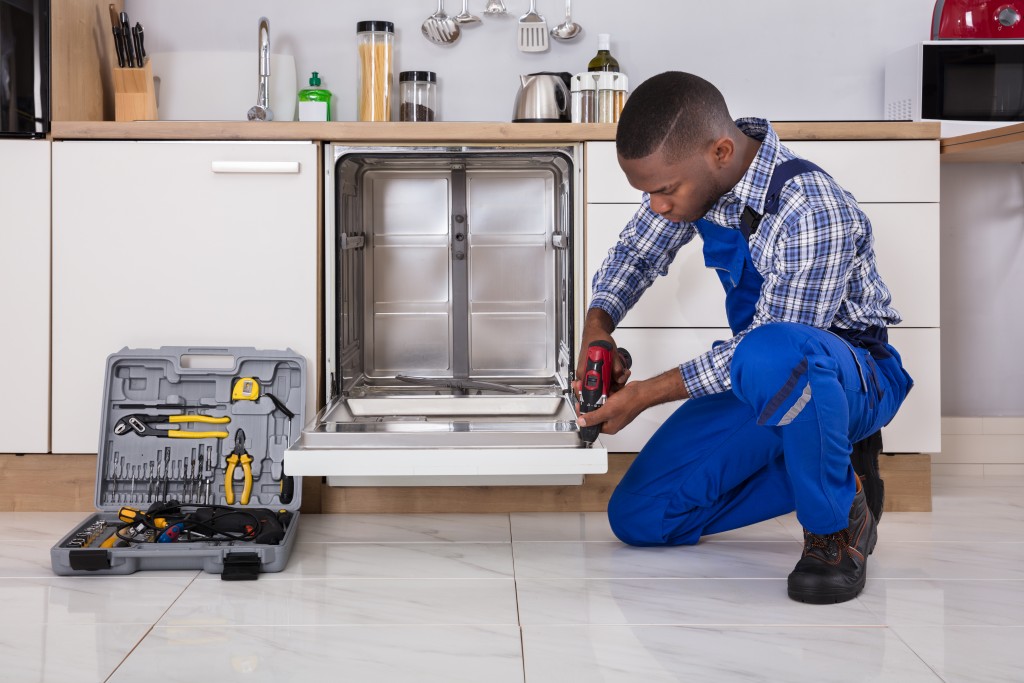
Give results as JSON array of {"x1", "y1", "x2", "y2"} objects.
[{"x1": 550, "y1": 0, "x2": 582, "y2": 40}]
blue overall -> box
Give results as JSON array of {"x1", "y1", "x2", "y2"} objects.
[{"x1": 607, "y1": 160, "x2": 914, "y2": 544}]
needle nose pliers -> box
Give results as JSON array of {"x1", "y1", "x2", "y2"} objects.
[
  {"x1": 113, "y1": 413, "x2": 230, "y2": 439},
  {"x1": 225, "y1": 429, "x2": 254, "y2": 505}
]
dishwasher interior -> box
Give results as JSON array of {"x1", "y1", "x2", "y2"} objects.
[{"x1": 284, "y1": 145, "x2": 607, "y2": 481}]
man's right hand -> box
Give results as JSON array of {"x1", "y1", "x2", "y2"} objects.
[{"x1": 573, "y1": 308, "x2": 631, "y2": 398}]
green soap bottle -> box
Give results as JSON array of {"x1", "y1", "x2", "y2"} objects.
[{"x1": 298, "y1": 71, "x2": 333, "y2": 122}]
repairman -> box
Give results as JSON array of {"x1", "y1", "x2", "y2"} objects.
[{"x1": 576, "y1": 71, "x2": 914, "y2": 604}]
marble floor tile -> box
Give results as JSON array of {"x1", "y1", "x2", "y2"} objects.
[
  {"x1": 163, "y1": 577, "x2": 519, "y2": 625},
  {"x1": 870, "y1": 541, "x2": 1024, "y2": 580},
  {"x1": 196, "y1": 542, "x2": 515, "y2": 580},
  {"x1": 510, "y1": 512, "x2": 795, "y2": 543},
  {"x1": 511, "y1": 512, "x2": 619, "y2": 542},
  {"x1": 512, "y1": 540, "x2": 802, "y2": 579},
  {"x1": 0, "y1": 623, "x2": 152, "y2": 683},
  {"x1": 298, "y1": 513, "x2": 511, "y2": 543},
  {"x1": 0, "y1": 512, "x2": 91, "y2": 541},
  {"x1": 521, "y1": 625, "x2": 942, "y2": 682},
  {"x1": 0, "y1": 576, "x2": 195, "y2": 624},
  {"x1": 516, "y1": 578, "x2": 882, "y2": 626},
  {"x1": 890, "y1": 626, "x2": 1024, "y2": 683},
  {"x1": 108, "y1": 624, "x2": 524, "y2": 683},
  {"x1": 0, "y1": 541, "x2": 63, "y2": 577},
  {"x1": 860, "y1": 580, "x2": 1024, "y2": 626}
]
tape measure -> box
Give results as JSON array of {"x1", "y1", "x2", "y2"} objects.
[{"x1": 231, "y1": 377, "x2": 296, "y2": 419}]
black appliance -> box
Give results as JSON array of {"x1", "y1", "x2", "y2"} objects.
[{"x1": 0, "y1": 0, "x2": 49, "y2": 137}]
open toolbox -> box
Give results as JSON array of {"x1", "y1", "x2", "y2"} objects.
[{"x1": 50, "y1": 346, "x2": 306, "y2": 579}]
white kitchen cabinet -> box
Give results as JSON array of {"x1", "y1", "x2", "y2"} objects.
[
  {"x1": 0, "y1": 139, "x2": 51, "y2": 453},
  {"x1": 586, "y1": 203, "x2": 940, "y2": 330},
  {"x1": 584, "y1": 137, "x2": 941, "y2": 456},
  {"x1": 587, "y1": 140, "x2": 940, "y2": 205},
  {"x1": 52, "y1": 141, "x2": 318, "y2": 454},
  {"x1": 586, "y1": 203, "x2": 730, "y2": 328}
]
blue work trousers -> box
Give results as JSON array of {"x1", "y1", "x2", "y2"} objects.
[{"x1": 607, "y1": 322, "x2": 913, "y2": 545}]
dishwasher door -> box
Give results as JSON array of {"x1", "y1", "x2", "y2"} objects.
[{"x1": 284, "y1": 144, "x2": 608, "y2": 479}]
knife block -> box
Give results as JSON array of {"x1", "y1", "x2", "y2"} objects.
[{"x1": 113, "y1": 59, "x2": 158, "y2": 122}]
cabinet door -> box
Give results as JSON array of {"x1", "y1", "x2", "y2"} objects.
[
  {"x1": 52, "y1": 141, "x2": 318, "y2": 454},
  {"x1": 0, "y1": 140, "x2": 51, "y2": 453},
  {"x1": 882, "y1": 328, "x2": 941, "y2": 454},
  {"x1": 863, "y1": 203, "x2": 940, "y2": 328},
  {"x1": 585, "y1": 204, "x2": 729, "y2": 328},
  {"x1": 586, "y1": 140, "x2": 940, "y2": 205}
]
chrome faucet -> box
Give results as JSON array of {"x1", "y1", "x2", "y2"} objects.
[{"x1": 247, "y1": 16, "x2": 273, "y2": 121}]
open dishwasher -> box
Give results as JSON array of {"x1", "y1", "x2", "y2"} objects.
[{"x1": 284, "y1": 144, "x2": 606, "y2": 484}]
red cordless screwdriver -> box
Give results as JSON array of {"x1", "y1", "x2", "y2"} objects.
[{"x1": 578, "y1": 340, "x2": 632, "y2": 445}]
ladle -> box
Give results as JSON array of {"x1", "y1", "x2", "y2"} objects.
[
  {"x1": 421, "y1": 0, "x2": 461, "y2": 44},
  {"x1": 550, "y1": 0, "x2": 582, "y2": 41}
]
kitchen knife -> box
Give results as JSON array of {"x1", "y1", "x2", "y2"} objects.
[
  {"x1": 112, "y1": 26, "x2": 126, "y2": 68},
  {"x1": 108, "y1": 4, "x2": 125, "y2": 68},
  {"x1": 120, "y1": 11, "x2": 135, "y2": 67},
  {"x1": 131, "y1": 24, "x2": 143, "y2": 66},
  {"x1": 135, "y1": 22, "x2": 146, "y2": 62}
]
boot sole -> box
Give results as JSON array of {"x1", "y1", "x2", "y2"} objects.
[{"x1": 788, "y1": 577, "x2": 866, "y2": 604}]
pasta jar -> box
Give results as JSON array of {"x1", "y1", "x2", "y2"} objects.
[
  {"x1": 399, "y1": 71, "x2": 437, "y2": 122},
  {"x1": 356, "y1": 20, "x2": 394, "y2": 122}
]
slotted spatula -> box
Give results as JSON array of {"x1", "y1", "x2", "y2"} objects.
[{"x1": 518, "y1": 0, "x2": 549, "y2": 52}]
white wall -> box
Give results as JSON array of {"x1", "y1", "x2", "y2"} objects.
[
  {"x1": 127, "y1": 0, "x2": 937, "y2": 122},
  {"x1": 126, "y1": 0, "x2": 1024, "y2": 418}
]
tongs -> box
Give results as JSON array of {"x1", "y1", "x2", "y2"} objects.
[{"x1": 395, "y1": 375, "x2": 527, "y2": 394}]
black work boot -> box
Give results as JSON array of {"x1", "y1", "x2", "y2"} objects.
[
  {"x1": 851, "y1": 430, "x2": 885, "y2": 521},
  {"x1": 787, "y1": 482, "x2": 878, "y2": 604}
]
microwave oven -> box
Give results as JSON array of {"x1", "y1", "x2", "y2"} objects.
[
  {"x1": 0, "y1": 0, "x2": 49, "y2": 137},
  {"x1": 885, "y1": 41, "x2": 1024, "y2": 128}
]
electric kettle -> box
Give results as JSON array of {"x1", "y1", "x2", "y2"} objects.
[{"x1": 512, "y1": 72, "x2": 572, "y2": 122}]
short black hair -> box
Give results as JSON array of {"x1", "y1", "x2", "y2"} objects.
[{"x1": 616, "y1": 72, "x2": 733, "y2": 161}]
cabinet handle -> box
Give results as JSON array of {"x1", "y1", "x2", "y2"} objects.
[{"x1": 211, "y1": 161, "x2": 300, "y2": 174}]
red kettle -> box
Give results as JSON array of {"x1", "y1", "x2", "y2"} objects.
[{"x1": 932, "y1": 0, "x2": 1024, "y2": 38}]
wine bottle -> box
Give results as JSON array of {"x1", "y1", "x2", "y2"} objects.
[{"x1": 587, "y1": 34, "x2": 620, "y2": 72}]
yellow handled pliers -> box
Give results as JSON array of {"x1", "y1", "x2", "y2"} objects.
[
  {"x1": 113, "y1": 413, "x2": 230, "y2": 439},
  {"x1": 225, "y1": 428, "x2": 254, "y2": 505}
]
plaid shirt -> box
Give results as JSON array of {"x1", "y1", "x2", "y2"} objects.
[{"x1": 590, "y1": 118, "x2": 902, "y2": 398}]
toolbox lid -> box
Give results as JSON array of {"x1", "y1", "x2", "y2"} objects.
[{"x1": 95, "y1": 346, "x2": 307, "y2": 514}]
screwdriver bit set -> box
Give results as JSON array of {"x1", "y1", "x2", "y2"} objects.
[{"x1": 51, "y1": 346, "x2": 305, "y2": 579}]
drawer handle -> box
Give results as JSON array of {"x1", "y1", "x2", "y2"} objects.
[{"x1": 211, "y1": 161, "x2": 300, "y2": 174}]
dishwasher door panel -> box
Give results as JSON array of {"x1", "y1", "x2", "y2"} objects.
[{"x1": 287, "y1": 145, "x2": 602, "y2": 479}]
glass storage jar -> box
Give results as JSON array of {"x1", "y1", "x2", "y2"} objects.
[
  {"x1": 571, "y1": 72, "x2": 596, "y2": 123},
  {"x1": 399, "y1": 71, "x2": 437, "y2": 122},
  {"x1": 596, "y1": 72, "x2": 616, "y2": 123},
  {"x1": 356, "y1": 20, "x2": 394, "y2": 122}
]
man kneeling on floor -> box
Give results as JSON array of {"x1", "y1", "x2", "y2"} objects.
[{"x1": 575, "y1": 71, "x2": 914, "y2": 604}]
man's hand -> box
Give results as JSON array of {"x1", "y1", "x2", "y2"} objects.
[
  {"x1": 577, "y1": 368, "x2": 692, "y2": 435},
  {"x1": 573, "y1": 309, "x2": 631, "y2": 397}
]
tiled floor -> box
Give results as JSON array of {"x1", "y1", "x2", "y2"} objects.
[{"x1": 2, "y1": 475, "x2": 1023, "y2": 682}]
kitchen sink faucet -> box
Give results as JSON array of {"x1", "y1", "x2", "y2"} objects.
[{"x1": 247, "y1": 17, "x2": 273, "y2": 121}]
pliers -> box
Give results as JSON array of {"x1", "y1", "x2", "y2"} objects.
[
  {"x1": 114, "y1": 413, "x2": 230, "y2": 439},
  {"x1": 225, "y1": 429, "x2": 254, "y2": 505}
]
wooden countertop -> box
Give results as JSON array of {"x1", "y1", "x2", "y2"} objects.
[
  {"x1": 941, "y1": 122, "x2": 1024, "y2": 162},
  {"x1": 50, "y1": 120, "x2": 940, "y2": 142}
]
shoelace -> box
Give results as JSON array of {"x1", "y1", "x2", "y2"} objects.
[{"x1": 803, "y1": 528, "x2": 852, "y2": 557}]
